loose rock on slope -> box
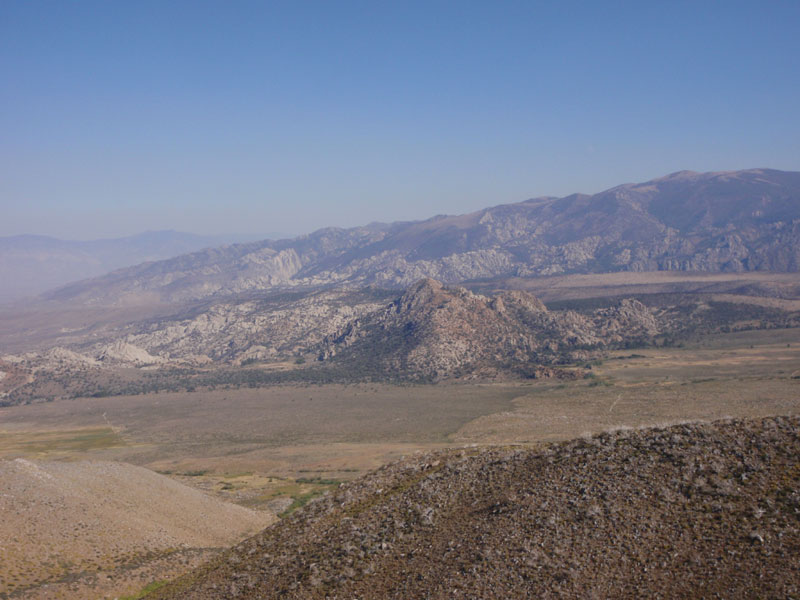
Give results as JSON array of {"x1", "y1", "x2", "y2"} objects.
[{"x1": 149, "y1": 416, "x2": 800, "y2": 599}]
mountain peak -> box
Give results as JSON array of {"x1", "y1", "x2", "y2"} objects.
[
  {"x1": 656, "y1": 169, "x2": 701, "y2": 181},
  {"x1": 397, "y1": 278, "x2": 447, "y2": 310}
]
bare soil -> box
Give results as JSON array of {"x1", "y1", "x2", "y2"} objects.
[{"x1": 0, "y1": 460, "x2": 272, "y2": 599}]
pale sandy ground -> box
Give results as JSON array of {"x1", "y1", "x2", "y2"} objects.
[{"x1": 0, "y1": 460, "x2": 273, "y2": 599}]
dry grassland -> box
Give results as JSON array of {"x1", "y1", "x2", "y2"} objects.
[
  {"x1": 455, "y1": 328, "x2": 799, "y2": 443},
  {"x1": 479, "y1": 271, "x2": 800, "y2": 301},
  {"x1": 1, "y1": 329, "x2": 798, "y2": 481}
]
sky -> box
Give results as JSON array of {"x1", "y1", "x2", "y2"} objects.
[{"x1": 2, "y1": 1, "x2": 799, "y2": 240}]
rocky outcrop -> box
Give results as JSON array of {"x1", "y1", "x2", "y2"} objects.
[
  {"x1": 7, "y1": 279, "x2": 659, "y2": 380},
  {"x1": 43, "y1": 169, "x2": 800, "y2": 306},
  {"x1": 97, "y1": 341, "x2": 166, "y2": 365},
  {"x1": 318, "y1": 279, "x2": 659, "y2": 380},
  {"x1": 591, "y1": 298, "x2": 660, "y2": 344},
  {"x1": 40, "y1": 346, "x2": 100, "y2": 368},
  {"x1": 93, "y1": 289, "x2": 390, "y2": 365},
  {"x1": 2, "y1": 288, "x2": 393, "y2": 373}
]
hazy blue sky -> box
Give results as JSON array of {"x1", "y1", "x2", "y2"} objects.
[{"x1": 2, "y1": 1, "x2": 799, "y2": 239}]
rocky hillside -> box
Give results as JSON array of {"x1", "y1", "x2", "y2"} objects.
[
  {"x1": 6, "y1": 277, "x2": 799, "y2": 402},
  {"x1": 107, "y1": 288, "x2": 392, "y2": 365},
  {"x1": 42, "y1": 169, "x2": 800, "y2": 306},
  {"x1": 1, "y1": 288, "x2": 392, "y2": 373},
  {"x1": 318, "y1": 278, "x2": 659, "y2": 380},
  {"x1": 1, "y1": 280, "x2": 662, "y2": 395},
  {"x1": 0, "y1": 459, "x2": 273, "y2": 599},
  {"x1": 149, "y1": 415, "x2": 800, "y2": 599}
]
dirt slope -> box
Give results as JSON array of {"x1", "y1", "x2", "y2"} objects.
[
  {"x1": 0, "y1": 460, "x2": 273, "y2": 599},
  {"x1": 150, "y1": 416, "x2": 800, "y2": 599}
]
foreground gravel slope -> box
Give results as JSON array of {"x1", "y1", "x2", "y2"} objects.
[{"x1": 151, "y1": 416, "x2": 800, "y2": 599}]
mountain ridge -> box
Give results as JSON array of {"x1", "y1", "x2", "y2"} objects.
[{"x1": 41, "y1": 168, "x2": 800, "y2": 306}]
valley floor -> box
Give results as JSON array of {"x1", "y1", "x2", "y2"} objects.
[{"x1": 0, "y1": 327, "x2": 798, "y2": 598}]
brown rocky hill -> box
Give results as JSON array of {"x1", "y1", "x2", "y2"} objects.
[
  {"x1": 149, "y1": 416, "x2": 800, "y2": 599},
  {"x1": 318, "y1": 278, "x2": 659, "y2": 380},
  {"x1": 44, "y1": 168, "x2": 800, "y2": 306}
]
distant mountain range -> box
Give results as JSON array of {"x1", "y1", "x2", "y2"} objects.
[
  {"x1": 42, "y1": 168, "x2": 800, "y2": 306},
  {"x1": 0, "y1": 230, "x2": 288, "y2": 303}
]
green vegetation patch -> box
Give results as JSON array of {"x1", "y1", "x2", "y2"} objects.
[
  {"x1": 119, "y1": 579, "x2": 168, "y2": 599},
  {"x1": 178, "y1": 469, "x2": 208, "y2": 477},
  {"x1": 237, "y1": 475, "x2": 344, "y2": 515},
  {"x1": 295, "y1": 476, "x2": 342, "y2": 485},
  {"x1": 0, "y1": 427, "x2": 124, "y2": 458},
  {"x1": 281, "y1": 489, "x2": 328, "y2": 517}
]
